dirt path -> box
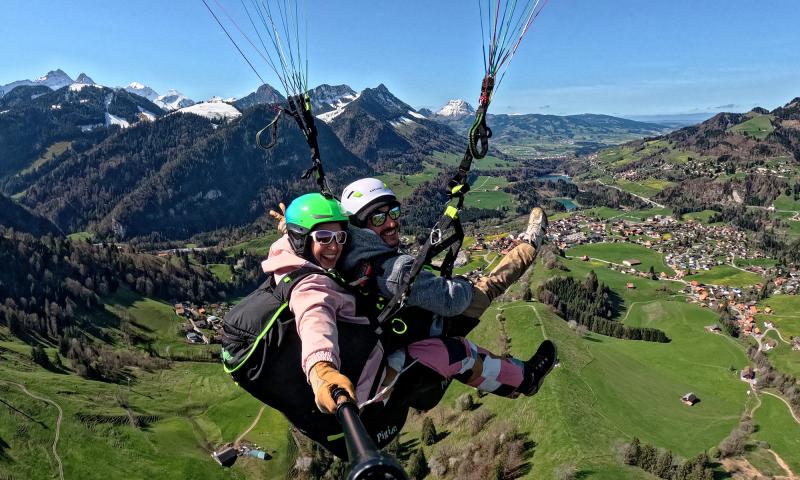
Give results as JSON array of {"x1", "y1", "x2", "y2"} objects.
[
  {"x1": 0, "y1": 380, "x2": 64, "y2": 480},
  {"x1": 234, "y1": 405, "x2": 266, "y2": 448},
  {"x1": 769, "y1": 449, "x2": 798, "y2": 478}
]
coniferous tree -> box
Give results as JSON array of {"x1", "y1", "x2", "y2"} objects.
[{"x1": 421, "y1": 417, "x2": 437, "y2": 446}]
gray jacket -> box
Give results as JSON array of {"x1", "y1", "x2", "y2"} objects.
[{"x1": 340, "y1": 226, "x2": 473, "y2": 317}]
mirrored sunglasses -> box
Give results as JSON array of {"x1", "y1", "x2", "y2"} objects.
[
  {"x1": 310, "y1": 230, "x2": 348, "y2": 245},
  {"x1": 370, "y1": 206, "x2": 401, "y2": 227}
]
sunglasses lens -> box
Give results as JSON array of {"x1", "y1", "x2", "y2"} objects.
[
  {"x1": 312, "y1": 231, "x2": 335, "y2": 244},
  {"x1": 389, "y1": 206, "x2": 401, "y2": 219},
  {"x1": 370, "y1": 212, "x2": 387, "y2": 227},
  {"x1": 311, "y1": 230, "x2": 347, "y2": 245}
]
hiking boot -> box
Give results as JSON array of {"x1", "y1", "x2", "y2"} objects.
[
  {"x1": 519, "y1": 207, "x2": 547, "y2": 249},
  {"x1": 521, "y1": 340, "x2": 557, "y2": 396}
]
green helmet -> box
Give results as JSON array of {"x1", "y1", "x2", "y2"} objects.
[{"x1": 285, "y1": 193, "x2": 349, "y2": 255}]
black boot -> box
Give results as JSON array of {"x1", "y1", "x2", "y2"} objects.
[{"x1": 519, "y1": 340, "x2": 557, "y2": 396}]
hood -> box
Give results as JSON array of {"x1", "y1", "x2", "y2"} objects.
[
  {"x1": 261, "y1": 235, "x2": 324, "y2": 281},
  {"x1": 340, "y1": 226, "x2": 398, "y2": 272}
]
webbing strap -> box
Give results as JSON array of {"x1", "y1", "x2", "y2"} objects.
[
  {"x1": 375, "y1": 195, "x2": 464, "y2": 325},
  {"x1": 286, "y1": 93, "x2": 332, "y2": 197},
  {"x1": 376, "y1": 76, "x2": 496, "y2": 324},
  {"x1": 258, "y1": 93, "x2": 332, "y2": 197}
]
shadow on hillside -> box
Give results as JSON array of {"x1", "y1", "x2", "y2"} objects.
[
  {"x1": 392, "y1": 437, "x2": 419, "y2": 463},
  {"x1": 0, "y1": 436, "x2": 12, "y2": 463},
  {"x1": 504, "y1": 439, "x2": 537, "y2": 479},
  {"x1": 608, "y1": 288, "x2": 625, "y2": 320},
  {"x1": 709, "y1": 460, "x2": 733, "y2": 479},
  {"x1": 575, "y1": 469, "x2": 595, "y2": 479}
]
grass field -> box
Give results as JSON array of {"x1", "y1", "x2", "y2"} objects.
[
  {"x1": 223, "y1": 233, "x2": 281, "y2": 258},
  {"x1": 773, "y1": 194, "x2": 800, "y2": 211},
  {"x1": 734, "y1": 258, "x2": 778, "y2": 268},
  {"x1": 566, "y1": 242, "x2": 675, "y2": 275},
  {"x1": 464, "y1": 175, "x2": 515, "y2": 210},
  {"x1": 208, "y1": 263, "x2": 234, "y2": 283},
  {"x1": 614, "y1": 178, "x2": 673, "y2": 198},
  {"x1": 729, "y1": 115, "x2": 775, "y2": 140},
  {"x1": 752, "y1": 393, "x2": 800, "y2": 473},
  {"x1": 682, "y1": 210, "x2": 720, "y2": 224},
  {"x1": 757, "y1": 295, "x2": 800, "y2": 339},
  {"x1": 376, "y1": 163, "x2": 440, "y2": 200},
  {"x1": 685, "y1": 265, "x2": 764, "y2": 287},
  {"x1": 431, "y1": 150, "x2": 517, "y2": 169},
  {"x1": 67, "y1": 231, "x2": 94, "y2": 241},
  {"x1": 104, "y1": 288, "x2": 218, "y2": 360},
  {"x1": 404, "y1": 252, "x2": 754, "y2": 478},
  {"x1": 20, "y1": 141, "x2": 72, "y2": 175},
  {"x1": 0, "y1": 290, "x2": 290, "y2": 480}
]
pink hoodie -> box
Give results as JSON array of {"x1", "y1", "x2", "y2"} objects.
[{"x1": 261, "y1": 236, "x2": 383, "y2": 403}]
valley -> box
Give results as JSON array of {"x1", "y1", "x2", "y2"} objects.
[{"x1": 1, "y1": 71, "x2": 799, "y2": 480}]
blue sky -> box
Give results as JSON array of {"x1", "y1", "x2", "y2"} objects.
[{"x1": 2, "y1": 0, "x2": 799, "y2": 116}]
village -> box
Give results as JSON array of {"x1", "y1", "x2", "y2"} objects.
[
  {"x1": 172, "y1": 301, "x2": 232, "y2": 345},
  {"x1": 463, "y1": 211, "x2": 800, "y2": 350}
]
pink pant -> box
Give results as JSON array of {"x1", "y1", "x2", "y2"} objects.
[{"x1": 402, "y1": 336, "x2": 528, "y2": 398}]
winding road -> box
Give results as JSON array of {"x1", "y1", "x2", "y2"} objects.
[{"x1": 0, "y1": 379, "x2": 64, "y2": 480}]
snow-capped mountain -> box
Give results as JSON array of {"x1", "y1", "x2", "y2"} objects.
[
  {"x1": 34, "y1": 69, "x2": 74, "y2": 90},
  {"x1": 1, "y1": 69, "x2": 75, "y2": 97},
  {"x1": 125, "y1": 82, "x2": 160, "y2": 103},
  {"x1": 155, "y1": 89, "x2": 195, "y2": 111},
  {"x1": 309, "y1": 84, "x2": 358, "y2": 117},
  {"x1": 321, "y1": 84, "x2": 463, "y2": 164},
  {"x1": 176, "y1": 99, "x2": 240, "y2": 122},
  {"x1": 436, "y1": 99, "x2": 475, "y2": 118}
]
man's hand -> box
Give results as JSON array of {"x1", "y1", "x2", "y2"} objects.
[
  {"x1": 269, "y1": 202, "x2": 287, "y2": 234},
  {"x1": 309, "y1": 361, "x2": 356, "y2": 414}
]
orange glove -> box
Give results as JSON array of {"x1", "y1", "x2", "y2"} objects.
[
  {"x1": 309, "y1": 361, "x2": 356, "y2": 414},
  {"x1": 268, "y1": 202, "x2": 287, "y2": 234}
]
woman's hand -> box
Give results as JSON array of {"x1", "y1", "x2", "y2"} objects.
[
  {"x1": 269, "y1": 202, "x2": 287, "y2": 234},
  {"x1": 309, "y1": 361, "x2": 356, "y2": 414}
]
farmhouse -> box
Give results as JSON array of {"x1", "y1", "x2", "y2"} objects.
[
  {"x1": 704, "y1": 324, "x2": 721, "y2": 333},
  {"x1": 623, "y1": 259, "x2": 641, "y2": 267},
  {"x1": 681, "y1": 392, "x2": 699, "y2": 406},
  {"x1": 740, "y1": 366, "x2": 755, "y2": 381}
]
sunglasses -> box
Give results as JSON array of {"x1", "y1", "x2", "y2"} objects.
[
  {"x1": 309, "y1": 230, "x2": 348, "y2": 245},
  {"x1": 370, "y1": 206, "x2": 401, "y2": 227}
]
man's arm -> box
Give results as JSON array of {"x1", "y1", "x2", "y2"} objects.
[{"x1": 376, "y1": 253, "x2": 473, "y2": 317}]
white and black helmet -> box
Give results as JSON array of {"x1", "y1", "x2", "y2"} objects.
[{"x1": 341, "y1": 178, "x2": 399, "y2": 227}]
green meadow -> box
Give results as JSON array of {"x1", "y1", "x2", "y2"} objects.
[
  {"x1": 0, "y1": 357, "x2": 289, "y2": 480},
  {"x1": 614, "y1": 178, "x2": 673, "y2": 198},
  {"x1": 685, "y1": 265, "x2": 764, "y2": 287},
  {"x1": 566, "y1": 242, "x2": 675, "y2": 275},
  {"x1": 223, "y1": 233, "x2": 281, "y2": 257},
  {"x1": 377, "y1": 163, "x2": 441, "y2": 199},
  {"x1": 431, "y1": 150, "x2": 517, "y2": 169},
  {"x1": 464, "y1": 175, "x2": 515, "y2": 210},
  {"x1": 208, "y1": 264, "x2": 234, "y2": 283},
  {"x1": 751, "y1": 393, "x2": 800, "y2": 473},
  {"x1": 682, "y1": 210, "x2": 720, "y2": 224},
  {"x1": 401, "y1": 256, "x2": 754, "y2": 478},
  {"x1": 728, "y1": 114, "x2": 775, "y2": 140},
  {"x1": 773, "y1": 194, "x2": 800, "y2": 211}
]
